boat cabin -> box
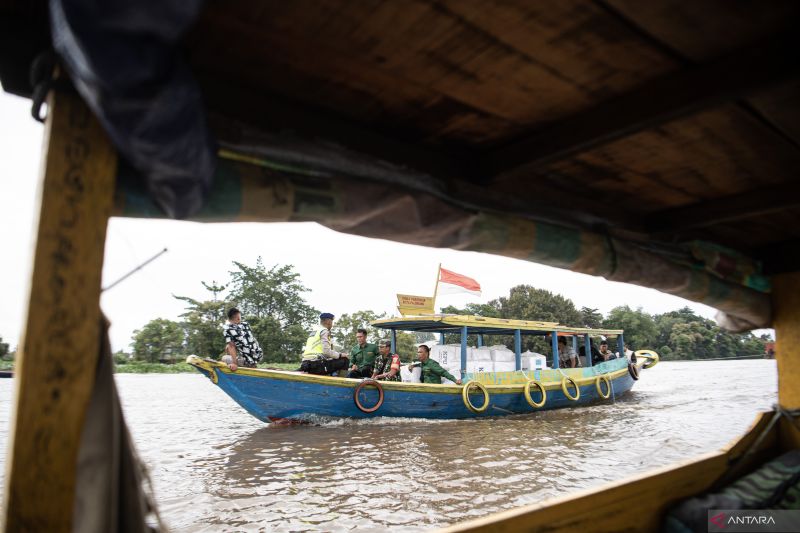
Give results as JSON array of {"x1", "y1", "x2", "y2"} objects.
[{"x1": 372, "y1": 314, "x2": 625, "y2": 374}]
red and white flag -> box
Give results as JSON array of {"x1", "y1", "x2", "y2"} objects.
[{"x1": 437, "y1": 267, "x2": 482, "y2": 297}]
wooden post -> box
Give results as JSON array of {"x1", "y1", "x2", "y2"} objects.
[
  {"x1": 584, "y1": 334, "x2": 592, "y2": 367},
  {"x1": 390, "y1": 329, "x2": 397, "y2": 353},
  {"x1": 2, "y1": 91, "x2": 116, "y2": 531},
  {"x1": 514, "y1": 330, "x2": 522, "y2": 371},
  {"x1": 461, "y1": 326, "x2": 468, "y2": 378},
  {"x1": 773, "y1": 272, "x2": 800, "y2": 410},
  {"x1": 551, "y1": 331, "x2": 560, "y2": 369}
]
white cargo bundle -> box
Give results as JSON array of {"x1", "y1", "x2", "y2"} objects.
[
  {"x1": 470, "y1": 346, "x2": 492, "y2": 361},
  {"x1": 521, "y1": 351, "x2": 548, "y2": 371},
  {"x1": 493, "y1": 360, "x2": 516, "y2": 373},
  {"x1": 400, "y1": 365, "x2": 422, "y2": 383},
  {"x1": 466, "y1": 360, "x2": 494, "y2": 374},
  {"x1": 430, "y1": 344, "x2": 461, "y2": 368},
  {"x1": 490, "y1": 347, "x2": 515, "y2": 363}
]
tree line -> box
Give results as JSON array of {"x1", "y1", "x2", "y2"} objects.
[
  {"x1": 121, "y1": 259, "x2": 769, "y2": 363},
  {"x1": 440, "y1": 285, "x2": 770, "y2": 360}
]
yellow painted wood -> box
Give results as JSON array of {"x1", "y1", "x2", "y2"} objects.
[
  {"x1": 2, "y1": 91, "x2": 116, "y2": 531},
  {"x1": 773, "y1": 272, "x2": 800, "y2": 410},
  {"x1": 442, "y1": 411, "x2": 777, "y2": 533},
  {"x1": 371, "y1": 315, "x2": 623, "y2": 335}
]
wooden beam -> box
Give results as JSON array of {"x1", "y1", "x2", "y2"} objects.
[
  {"x1": 198, "y1": 72, "x2": 481, "y2": 191},
  {"x1": 647, "y1": 181, "x2": 800, "y2": 235},
  {"x1": 486, "y1": 31, "x2": 800, "y2": 183},
  {"x1": 773, "y1": 272, "x2": 800, "y2": 410},
  {"x1": 760, "y1": 239, "x2": 800, "y2": 275},
  {"x1": 2, "y1": 90, "x2": 116, "y2": 531},
  {"x1": 201, "y1": 80, "x2": 643, "y2": 233}
]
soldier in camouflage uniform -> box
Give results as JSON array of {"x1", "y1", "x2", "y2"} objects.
[{"x1": 371, "y1": 339, "x2": 402, "y2": 381}]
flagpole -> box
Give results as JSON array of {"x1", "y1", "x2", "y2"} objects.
[{"x1": 433, "y1": 263, "x2": 441, "y2": 312}]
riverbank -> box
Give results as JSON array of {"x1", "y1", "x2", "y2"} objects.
[
  {"x1": 114, "y1": 361, "x2": 299, "y2": 373},
  {"x1": 0, "y1": 360, "x2": 299, "y2": 373}
]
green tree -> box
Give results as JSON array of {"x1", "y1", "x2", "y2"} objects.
[
  {"x1": 173, "y1": 293, "x2": 231, "y2": 359},
  {"x1": 579, "y1": 307, "x2": 604, "y2": 329},
  {"x1": 603, "y1": 306, "x2": 657, "y2": 351},
  {"x1": 395, "y1": 332, "x2": 419, "y2": 361},
  {"x1": 0, "y1": 335, "x2": 9, "y2": 359},
  {"x1": 131, "y1": 318, "x2": 185, "y2": 363},
  {"x1": 441, "y1": 286, "x2": 582, "y2": 353},
  {"x1": 332, "y1": 310, "x2": 387, "y2": 349},
  {"x1": 493, "y1": 285, "x2": 581, "y2": 326},
  {"x1": 226, "y1": 259, "x2": 319, "y2": 362}
]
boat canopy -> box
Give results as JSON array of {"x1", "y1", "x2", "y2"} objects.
[
  {"x1": 371, "y1": 315, "x2": 623, "y2": 337},
  {"x1": 2, "y1": 1, "x2": 797, "y2": 332}
]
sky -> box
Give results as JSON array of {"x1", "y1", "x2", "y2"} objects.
[{"x1": 0, "y1": 90, "x2": 730, "y2": 353}]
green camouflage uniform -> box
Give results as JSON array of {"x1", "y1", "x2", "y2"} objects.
[{"x1": 373, "y1": 352, "x2": 402, "y2": 382}]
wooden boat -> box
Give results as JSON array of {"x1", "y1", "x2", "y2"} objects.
[
  {"x1": 2, "y1": 2, "x2": 798, "y2": 531},
  {"x1": 186, "y1": 315, "x2": 658, "y2": 421}
]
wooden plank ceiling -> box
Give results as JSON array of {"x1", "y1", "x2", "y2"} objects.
[
  {"x1": 185, "y1": 0, "x2": 800, "y2": 272},
  {"x1": 2, "y1": 0, "x2": 798, "y2": 272}
]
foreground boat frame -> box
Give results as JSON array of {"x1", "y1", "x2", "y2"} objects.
[{"x1": 3, "y1": 89, "x2": 798, "y2": 533}]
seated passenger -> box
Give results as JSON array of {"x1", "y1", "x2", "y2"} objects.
[
  {"x1": 598, "y1": 340, "x2": 616, "y2": 362},
  {"x1": 348, "y1": 328, "x2": 378, "y2": 379},
  {"x1": 300, "y1": 312, "x2": 350, "y2": 376},
  {"x1": 557, "y1": 336, "x2": 580, "y2": 368},
  {"x1": 408, "y1": 345, "x2": 462, "y2": 385},
  {"x1": 371, "y1": 339, "x2": 401, "y2": 381}
]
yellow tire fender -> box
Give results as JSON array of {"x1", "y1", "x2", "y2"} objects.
[
  {"x1": 561, "y1": 376, "x2": 580, "y2": 401},
  {"x1": 636, "y1": 350, "x2": 660, "y2": 369},
  {"x1": 524, "y1": 379, "x2": 546, "y2": 408},
  {"x1": 462, "y1": 380, "x2": 490, "y2": 414},
  {"x1": 595, "y1": 374, "x2": 611, "y2": 399}
]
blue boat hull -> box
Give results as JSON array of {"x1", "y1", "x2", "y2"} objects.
[{"x1": 187, "y1": 356, "x2": 651, "y2": 421}]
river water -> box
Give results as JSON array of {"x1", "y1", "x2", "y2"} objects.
[{"x1": 0, "y1": 360, "x2": 778, "y2": 531}]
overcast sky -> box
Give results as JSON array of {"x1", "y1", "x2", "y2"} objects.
[{"x1": 0, "y1": 91, "x2": 728, "y2": 353}]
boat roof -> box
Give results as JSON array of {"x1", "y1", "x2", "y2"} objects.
[
  {"x1": 1, "y1": 2, "x2": 797, "y2": 331},
  {"x1": 371, "y1": 315, "x2": 623, "y2": 336}
]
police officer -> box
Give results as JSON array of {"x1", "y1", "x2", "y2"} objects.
[{"x1": 300, "y1": 312, "x2": 350, "y2": 375}]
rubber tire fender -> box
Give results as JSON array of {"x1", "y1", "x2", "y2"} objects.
[
  {"x1": 561, "y1": 376, "x2": 580, "y2": 401},
  {"x1": 462, "y1": 380, "x2": 490, "y2": 414},
  {"x1": 354, "y1": 379, "x2": 384, "y2": 413},
  {"x1": 595, "y1": 374, "x2": 611, "y2": 399},
  {"x1": 524, "y1": 379, "x2": 547, "y2": 408}
]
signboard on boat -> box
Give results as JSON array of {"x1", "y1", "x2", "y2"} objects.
[{"x1": 397, "y1": 293, "x2": 435, "y2": 315}]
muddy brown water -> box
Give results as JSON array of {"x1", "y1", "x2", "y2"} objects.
[{"x1": 0, "y1": 360, "x2": 777, "y2": 531}]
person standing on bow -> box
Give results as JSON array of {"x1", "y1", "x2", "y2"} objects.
[
  {"x1": 347, "y1": 328, "x2": 378, "y2": 379},
  {"x1": 408, "y1": 344, "x2": 462, "y2": 385},
  {"x1": 371, "y1": 339, "x2": 402, "y2": 381},
  {"x1": 300, "y1": 312, "x2": 350, "y2": 376},
  {"x1": 222, "y1": 307, "x2": 263, "y2": 371}
]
